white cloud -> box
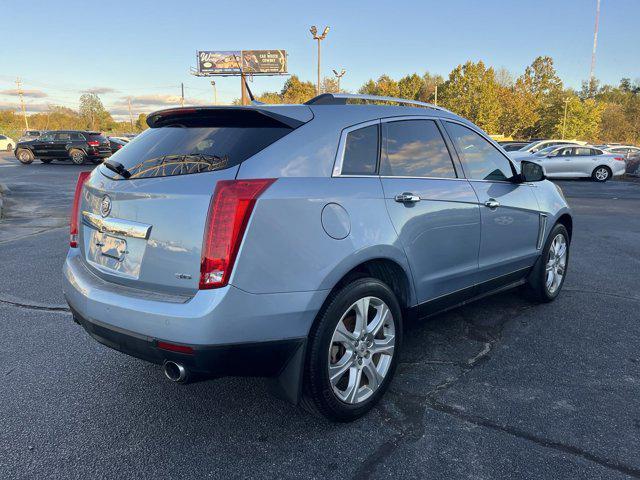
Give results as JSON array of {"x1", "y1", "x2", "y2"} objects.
[
  {"x1": 0, "y1": 101, "x2": 51, "y2": 112},
  {"x1": 0, "y1": 89, "x2": 48, "y2": 98},
  {"x1": 84, "y1": 87, "x2": 117, "y2": 95}
]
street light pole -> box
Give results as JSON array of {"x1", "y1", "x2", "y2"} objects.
[
  {"x1": 310, "y1": 25, "x2": 330, "y2": 95},
  {"x1": 332, "y1": 69, "x2": 346, "y2": 93},
  {"x1": 211, "y1": 80, "x2": 217, "y2": 105}
]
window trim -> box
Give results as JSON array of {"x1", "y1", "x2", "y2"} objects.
[
  {"x1": 332, "y1": 115, "x2": 462, "y2": 179},
  {"x1": 441, "y1": 119, "x2": 518, "y2": 184},
  {"x1": 380, "y1": 116, "x2": 460, "y2": 179},
  {"x1": 332, "y1": 119, "x2": 381, "y2": 177}
]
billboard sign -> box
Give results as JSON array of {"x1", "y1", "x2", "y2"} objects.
[
  {"x1": 242, "y1": 50, "x2": 287, "y2": 74},
  {"x1": 197, "y1": 51, "x2": 242, "y2": 74}
]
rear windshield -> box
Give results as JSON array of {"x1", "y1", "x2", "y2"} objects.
[
  {"x1": 100, "y1": 124, "x2": 291, "y2": 180},
  {"x1": 87, "y1": 132, "x2": 107, "y2": 141}
]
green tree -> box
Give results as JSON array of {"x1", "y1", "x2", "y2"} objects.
[
  {"x1": 321, "y1": 77, "x2": 339, "y2": 94},
  {"x1": 135, "y1": 113, "x2": 148, "y2": 132},
  {"x1": 438, "y1": 60, "x2": 502, "y2": 133},
  {"x1": 280, "y1": 75, "x2": 317, "y2": 104},
  {"x1": 516, "y1": 56, "x2": 564, "y2": 137},
  {"x1": 554, "y1": 95, "x2": 604, "y2": 140},
  {"x1": 79, "y1": 93, "x2": 114, "y2": 131},
  {"x1": 358, "y1": 75, "x2": 400, "y2": 98}
]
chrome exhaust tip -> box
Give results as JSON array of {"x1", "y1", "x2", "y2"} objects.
[{"x1": 163, "y1": 360, "x2": 189, "y2": 383}]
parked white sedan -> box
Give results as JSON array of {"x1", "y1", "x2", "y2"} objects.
[
  {"x1": 0, "y1": 134, "x2": 15, "y2": 151},
  {"x1": 524, "y1": 145, "x2": 626, "y2": 182}
]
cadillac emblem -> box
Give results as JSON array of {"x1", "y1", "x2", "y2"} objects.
[{"x1": 100, "y1": 195, "x2": 112, "y2": 217}]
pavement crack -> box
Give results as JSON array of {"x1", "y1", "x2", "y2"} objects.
[
  {"x1": 563, "y1": 287, "x2": 640, "y2": 303},
  {"x1": 0, "y1": 297, "x2": 70, "y2": 313},
  {"x1": 424, "y1": 398, "x2": 640, "y2": 479}
]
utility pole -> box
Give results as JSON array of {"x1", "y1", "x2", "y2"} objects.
[
  {"x1": 127, "y1": 97, "x2": 134, "y2": 130},
  {"x1": 562, "y1": 98, "x2": 570, "y2": 139},
  {"x1": 15, "y1": 77, "x2": 29, "y2": 130},
  {"x1": 310, "y1": 25, "x2": 330, "y2": 95},
  {"x1": 589, "y1": 0, "x2": 601, "y2": 92},
  {"x1": 332, "y1": 69, "x2": 346, "y2": 93},
  {"x1": 211, "y1": 80, "x2": 217, "y2": 105},
  {"x1": 434, "y1": 84, "x2": 438, "y2": 106},
  {"x1": 180, "y1": 83, "x2": 185, "y2": 107}
]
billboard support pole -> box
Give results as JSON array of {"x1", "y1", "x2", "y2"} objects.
[{"x1": 241, "y1": 73, "x2": 248, "y2": 105}]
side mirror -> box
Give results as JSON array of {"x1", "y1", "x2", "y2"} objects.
[{"x1": 520, "y1": 160, "x2": 546, "y2": 182}]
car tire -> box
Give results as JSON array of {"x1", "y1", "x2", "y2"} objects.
[
  {"x1": 6, "y1": 144, "x2": 13, "y2": 151},
  {"x1": 525, "y1": 223, "x2": 570, "y2": 303},
  {"x1": 69, "y1": 149, "x2": 86, "y2": 165},
  {"x1": 15, "y1": 148, "x2": 34, "y2": 164},
  {"x1": 301, "y1": 277, "x2": 402, "y2": 422},
  {"x1": 592, "y1": 166, "x2": 611, "y2": 182}
]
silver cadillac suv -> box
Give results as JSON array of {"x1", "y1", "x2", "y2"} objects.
[{"x1": 63, "y1": 94, "x2": 572, "y2": 421}]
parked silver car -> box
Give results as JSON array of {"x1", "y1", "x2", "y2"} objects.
[
  {"x1": 63, "y1": 94, "x2": 572, "y2": 421},
  {"x1": 524, "y1": 145, "x2": 626, "y2": 181},
  {"x1": 507, "y1": 138, "x2": 586, "y2": 158}
]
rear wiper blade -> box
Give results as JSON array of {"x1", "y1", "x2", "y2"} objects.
[{"x1": 103, "y1": 160, "x2": 131, "y2": 179}]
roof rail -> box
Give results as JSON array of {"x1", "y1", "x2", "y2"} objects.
[{"x1": 305, "y1": 93, "x2": 451, "y2": 112}]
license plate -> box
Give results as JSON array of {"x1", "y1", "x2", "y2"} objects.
[{"x1": 97, "y1": 233, "x2": 127, "y2": 262}]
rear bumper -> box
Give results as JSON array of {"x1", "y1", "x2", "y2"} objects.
[
  {"x1": 612, "y1": 162, "x2": 626, "y2": 176},
  {"x1": 71, "y1": 306, "x2": 304, "y2": 377},
  {"x1": 63, "y1": 248, "x2": 326, "y2": 358}
]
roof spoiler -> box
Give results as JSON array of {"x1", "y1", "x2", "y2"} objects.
[{"x1": 146, "y1": 106, "x2": 310, "y2": 129}]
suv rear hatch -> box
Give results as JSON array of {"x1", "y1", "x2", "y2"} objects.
[
  {"x1": 76, "y1": 106, "x2": 311, "y2": 295},
  {"x1": 85, "y1": 132, "x2": 112, "y2": 158}
]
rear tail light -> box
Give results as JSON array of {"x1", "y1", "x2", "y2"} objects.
[
  {"x1": 614, "y1": 156, "x2": 625, "y2": 162},
  {"x1": 200, "y1": 179, "x2": 276, "y2": 289},
  {"x1": 69, "y1": 171, "x2": 91, "y2": 247},
  {"x1": 87, "y1": 140, "x2": 100, "y2": 147}
]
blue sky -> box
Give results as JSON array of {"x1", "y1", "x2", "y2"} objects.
[{"x1": 1, "y1": 0, "x2": 638, "y2": 119}]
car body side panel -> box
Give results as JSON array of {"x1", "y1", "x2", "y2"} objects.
[
  {"x1": 529, "y1": 180, "x2": 572, "y2": 241},
  {"x1": 230, "y1": 176, "x2": 417, "y2": 305},
  {"x1": 380, "y1": 177, "x2": 480, "y2": 303},
  {"x1": 469, "y1": 181, "x2": 542, "y2": 281}
]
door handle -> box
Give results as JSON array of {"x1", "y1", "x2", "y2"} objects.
[
  {"x1": 484, "y1": 199, "x2": 500, "y2": 209},
  {"x1": 394, "y1": 192, "x2": 421, "y2": 203}
]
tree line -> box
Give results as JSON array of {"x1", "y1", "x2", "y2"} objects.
[
  {"x1": 1, "y1": 56, "x2": 638, "y2": 144},
  {"x1": 257, "y1": 56, "x2": 639, "y2": 144},
  {"x1": 0, "y1": 93, "x2": 147, "y2": 141}
]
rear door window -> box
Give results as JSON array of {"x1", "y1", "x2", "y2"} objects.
[
  {"x1": 55, "y1": 133, "x2": 71, "y2": 142},
  {"x1": 100, "y1": 123, "x2": 292, "y2": 180},
  {"x1": 444, "y1": 122, "x2": 514, "y2": 181},
  {"x1": 381, "y1": 120, "x2": 457, "y2": 178},
  {"x1": 341, "y1": 124, "x2": 378, "y2": 175},
  {"x1": 574, "y1": 147, "x2": 592, "y2": 156}
]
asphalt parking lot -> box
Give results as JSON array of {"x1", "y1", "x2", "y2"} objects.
[{"x1": 1, "y1": 153, "x2": 639, "y2": 479}]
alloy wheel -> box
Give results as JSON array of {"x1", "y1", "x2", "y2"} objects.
[
  {"x1": 545, "y1": 234, "x2": 567, "y2": 295},
  {"x1": 595, "y1": 168, "x2": 609, "y2": 181},
  {"x1": 328, "y1": 296, "x2": 395, "y2": 404}
]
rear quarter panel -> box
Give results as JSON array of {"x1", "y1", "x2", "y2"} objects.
[{"x1": 230, "y1": 177, "x2": 416, "y2": 305}]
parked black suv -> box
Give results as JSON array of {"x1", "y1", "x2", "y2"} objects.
[{"x1": 14, "y1": 130, "x2": 112, "y2": 165}]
